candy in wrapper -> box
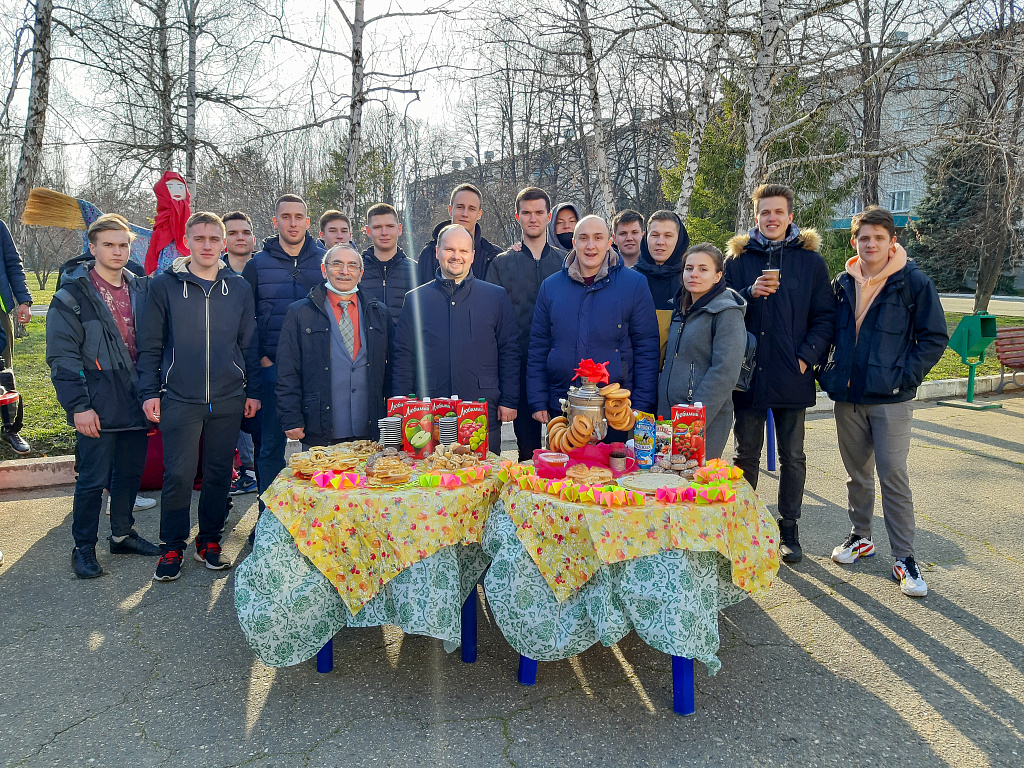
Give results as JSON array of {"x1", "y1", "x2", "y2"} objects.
[{"x1": 633, "y1": 411, "x2": 657, "y2": 469}]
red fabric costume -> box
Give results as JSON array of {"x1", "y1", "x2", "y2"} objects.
[{"x1": 144, "y1": 171, "x2": 192, "y2": 274}]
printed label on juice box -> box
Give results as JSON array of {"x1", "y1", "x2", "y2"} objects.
[{"x1": 456, "y1": 399, "x2": 488, "y2": 459}]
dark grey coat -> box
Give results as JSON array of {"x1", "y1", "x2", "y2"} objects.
[{"x1": 657, "y1": 287, "x2": 747, "y2": 460}]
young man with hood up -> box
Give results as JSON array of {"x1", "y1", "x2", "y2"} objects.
[
  {"x1": 635, "y1": 210, "x2": 690, "y2": 364},
  {"x1": 819, "y1": 206, "x2": 947, "y2": 598},
  {"x1": 242, "y1": 195, "x2": 325, "y2": 497},
  {"x1": 724, "y1": 183, "x2": 836, "y2": 564},
  {"x1": 528, "y1": 215, "x2": 659, "y2": 432},
  {"x1": 417, "y1": 184, "x2": 502, "y2": 285},
  {"x1": 485, "y1": 187, "x2": 564, "y2": 460},
  {"x1": 140, "y1": 212, "x2": 262, "y2": 582}
]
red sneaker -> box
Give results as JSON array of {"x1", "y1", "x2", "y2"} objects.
[{"x1": 194, "y1": 541, "x2": 230, "y2": 570}]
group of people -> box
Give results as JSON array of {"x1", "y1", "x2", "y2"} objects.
[{"x1": 37, "y1": 179, "x2": 947, "y2": 599}]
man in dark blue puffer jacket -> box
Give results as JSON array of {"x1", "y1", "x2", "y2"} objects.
[{"x1": 242, "y1": 195, "x2": 325, "y2": 495}]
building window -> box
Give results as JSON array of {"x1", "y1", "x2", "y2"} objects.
[
  {"x1": 890, "y1": 190, "x2": 911, "y2": 212},
  {"x1": 850, "y1": 196, "x2": 864, "y2": 216},
  {"x1": 894, "y1": 151, "x2": 910, "y2": 171},
  {"x1": 893, "y1": 106, "x2": 911, "y2": 127}
]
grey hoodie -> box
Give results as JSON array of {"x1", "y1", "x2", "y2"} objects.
[
  {"x1": 547, "y1": 202, "x2": 580, "y2": 256},
  {"x1": 656, "y1": 286, "x2": 747, "y2": 460}
]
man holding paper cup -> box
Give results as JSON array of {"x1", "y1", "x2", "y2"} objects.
[{"x1": 725, "y1": 184, "x2": 836, "y2": 564}]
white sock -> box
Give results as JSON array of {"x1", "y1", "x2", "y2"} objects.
[{"x1": 111, "y1": 534, "x2": 128, "y2": 543}]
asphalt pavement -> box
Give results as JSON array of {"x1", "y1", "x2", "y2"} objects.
[{"x1": 1, "y1": 394, "x2": 1022, "y2": 767}]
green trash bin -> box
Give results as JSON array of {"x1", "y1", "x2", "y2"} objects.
[{"x1": 943, "y1": 312, "x2": 998, "y2": 405}]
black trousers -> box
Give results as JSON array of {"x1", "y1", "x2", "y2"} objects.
[
  {"x1": 72, "y1": 429, "x2": 148, "y2": 548},
  {"x1": 733, "y1": 406, "x2": 807, "y2": 521},
  {"x1": 158, "y1": 396, "x2": 243, "y2": 552}
]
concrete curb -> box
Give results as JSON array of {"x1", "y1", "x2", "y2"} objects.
[{"x1": 1, "y1": 378, "x2": 1020, "y2": 491}]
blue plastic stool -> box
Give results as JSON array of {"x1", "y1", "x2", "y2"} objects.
[
  {"x1": 461, "y1": 588, "x2": 478, "y2": 663},
  {"x1": 766, "y1": 408, "x2": 777, "y2": 472},
  {"x1": 316, "y1": 638, "x2": 333, "y2": 673}
]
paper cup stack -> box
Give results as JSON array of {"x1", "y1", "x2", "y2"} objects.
[
  {"x1": 378, "y1": 417, "x2": 402, "y2": 448},
  {"x1": 438, "y1": 416, "x2": 458, "y2": 446}
]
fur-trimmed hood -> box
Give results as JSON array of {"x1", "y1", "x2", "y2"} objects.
[{"x1": 726, "y1": 227, "x2": 822, "y2": 258}]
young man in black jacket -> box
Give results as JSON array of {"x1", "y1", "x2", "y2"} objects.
[
  {"x1": 820, "y1": 207, "x2": 947, "y2": 597},
  {"x1": 417, "y1": 184, "x2": 502, "y2": 285},
  {"x1": 485, "y1": 187, "x2": 562, "y2": 460},
  {"x1": 725, "y1": 184, "x2": 836, "y2": 563},
  {"x1": 394, "y1": 225, "x2": 520, "y2": 451},
  {"x1": 276, "y1": 244, "x2": 393, "y2": 447},
  {"x1": 47, "y1": 214, "x2": 162, "y2": 579},
  {"x1": 138, "y1": 212, "x2": 262, "y2": 581},
  {"x1": 360, "y1": 203, "x2": 418, "y2": 325}
]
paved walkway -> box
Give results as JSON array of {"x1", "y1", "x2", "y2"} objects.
[
  {"x1": 940, "y1": 294, "x2": 1024, "y2": 317},
  {"x1": 1, "y1": 394, "x2": 1022, "y2": 767}
]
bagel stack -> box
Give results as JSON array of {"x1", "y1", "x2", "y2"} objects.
[
  {"x1": 600, "y1": 383, "x2": 635, "y2": 431},
  {"x1": 545, "y1": 414, "x2": 595, "y2": 452}
]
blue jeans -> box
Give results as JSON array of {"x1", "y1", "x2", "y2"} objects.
[
  {"x1": 72, "y1": 429, "x2": 149, "y2": 548},
  {"x1": 256, "y1": 364, "x2": 287, "y2": 494}
]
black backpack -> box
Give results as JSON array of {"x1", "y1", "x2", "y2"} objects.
[{"x1": 711, "y1": 311, "x2": 758, "y2": 392}]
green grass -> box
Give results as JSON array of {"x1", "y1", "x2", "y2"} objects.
[{"x1": 27, "y1": 273, "x2": 57, "y2": 310}]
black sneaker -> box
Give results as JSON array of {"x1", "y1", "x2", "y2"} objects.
[
  {"x1": 230, "y1": 472, "x2": 257, "y2": 496},
  {"x1": 778, "y1": 519, "x2": 803, "y2": 564},
  {"x1": 194, "y1": 541, "x2": 230, "y2": 570},
  {"x1": 2, "y1": 429, "x2": 30, "y2": 455},
  {"x1": 154, "y1": 549, "x2": 184, "y2": 581},
  {"x1": 72, "y1": 546, "x2": 104, "y2": 579},
  {"x1": 109, "y1": 530, "x2": 162, "y2": 556}
]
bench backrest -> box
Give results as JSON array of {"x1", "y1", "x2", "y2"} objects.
[{"x1": 994, "y1": 326, "x2": 1024, "y2": 369}]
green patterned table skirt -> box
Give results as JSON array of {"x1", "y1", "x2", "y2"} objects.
[
  {"x1": 481, "y1": 502, "x2": 749, "y2": 674},
  {"x1": 234, "y1": 512, "x2": 490, "y2": 667}
]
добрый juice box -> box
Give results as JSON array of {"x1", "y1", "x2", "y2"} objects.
[
  {"x1": 456, "y1": 399, "x2": 488, "y2": 459},
  {"x1": 402, "y1": 398, "x2": 434, "y2": 458}
]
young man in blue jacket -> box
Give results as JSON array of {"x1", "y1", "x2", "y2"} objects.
[
  {"x1": 393, "y1": 225, "x2": 519, "y2": 451},
  {"x1": 242, "y1": 195, "x2": 324, "y2": 497},
  {"x1": 138, "y1": 212, "x2": 262, "y2": 582},
  {"x1": 725, "y1": 184, "x2": 837, "y2": 563},
  {"x1": 46, "y1": 214, "x2": 162, "y2": 579},
  {"x1": 528, "y1": 215, "x2": 659, "y2": 428},
  {"x1": 820, "y1": 207, "x2": 947, "y2": 597}
]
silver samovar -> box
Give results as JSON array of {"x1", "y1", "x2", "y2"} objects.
[{"x1": 559, "y1": 382, "x2": 608, "y2": 443}]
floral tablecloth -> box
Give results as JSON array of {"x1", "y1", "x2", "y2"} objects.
[
  {"x1": 235, "y1": 512, "x2": 490, "y2": 667},
  {"x1": 499, "y1": 479, "x2": 778, "y2": 602},
  {"x1": 260, "y1": 459, "x2": 503, "y2": 613},
  {"x1": 483, "y1": 503, "x2": 754, "y2": 673}
]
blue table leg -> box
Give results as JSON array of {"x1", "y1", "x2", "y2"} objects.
[
  {"x1": 316, "y1": 638, "x2": 334, "y2": 673},
  {"x1": 766, "y1": 408, "x2": 777, "y2": 472},
  {"x1": 518, "y1": 655, "x2": 538, "y2": 686},
  {"x1": 461, "y1": 588, "x2": 478, "y2": 664},
  {"x1": 672, "y1": 656, "x2": 695, "y2": 716}
]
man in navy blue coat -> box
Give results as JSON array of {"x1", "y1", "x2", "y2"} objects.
[
  {"x1": 527, "y1": 215, "x2": 659, "y2": 430},
  {"x1": 392, "y1": 225, "x2": 519, "y2": 452}
]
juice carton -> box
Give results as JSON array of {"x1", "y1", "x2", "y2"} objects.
[
  {"x1": 671, "y1": 403, "x2": 707, "y2": 466},
  {"x1": 655, "y1": 419, "x2": 672, "y2": 459},
  {"x1": 633, "y1": 411, "x2": 656, "y2": 469},
  {"x1": 456, "y1": 398, "x2": 489, "y2": 459},
  {"x1": 430, "y1": 396, "x2": 459, "y2": 443},
  {"x1": 402, "y1": 398, "x2": 434, "y2": 458},
  {"x1": 387, "y1": 396, "x2": 409, "y2": 417}
]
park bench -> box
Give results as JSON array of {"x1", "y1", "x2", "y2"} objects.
[{"x1": 994, "y1": 326, "x2": 1024, "y2": 393}]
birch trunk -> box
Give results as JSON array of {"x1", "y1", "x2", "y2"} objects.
[
  {"x1": 340, "y1": 0, "x2": 365, "y2": 221},
  {"x1": 185, "y1": 0, "x2": 198, "y2": 194},
  {"x1": 11, "y1": 0, "x2": 52, "y2": 239},
  {"x1": 157, "y1": 0, "x2": 174, "y2": 170},
  {"x1": 738, "y1": 0, "x2": 783, "y2": 230},
  {"x1": 576, "y1": 0, "x2": 614, "y2": 217}
]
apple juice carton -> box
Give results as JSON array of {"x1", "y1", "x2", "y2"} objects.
[
  {"x1": 671, "y1": 403, "x2": 707, "y2": 466},
  {"x1": 456, "y1": 398, "x2": 489, "y2": 459},
  {"x1": 387, "y1": 396, "x2": 409, "y2": 417},
  {"x1": 431, "y1": 396, "x2": 459, "y2": 443},
  {"x1": 402, "y1": 398, "x2": 434, "y2": 458}
]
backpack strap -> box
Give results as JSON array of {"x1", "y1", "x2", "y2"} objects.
[{"x1": 53, "y1": 287, "x2": 82, "y2": 316}]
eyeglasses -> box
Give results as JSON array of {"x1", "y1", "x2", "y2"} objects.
[{"x1": 325, "y1": 261, "x2": 361, "y2": 272}]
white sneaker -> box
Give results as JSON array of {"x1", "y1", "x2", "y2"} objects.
[
  {"x1": 106, "y1": 495, "x2": 157, "y2": 515},
  {"x1": 831, "y1": 533, "x2": 875, "y2": 564},
  {"x1": 893, "y1": 557, "x2": 928, "y2": 597}
]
